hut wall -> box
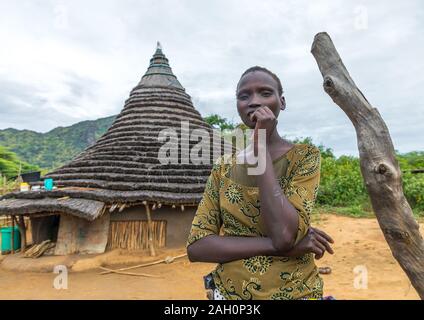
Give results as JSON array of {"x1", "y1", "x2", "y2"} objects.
[
  {"x1": 54, "y1": 213, "x2": 110, "y2": 255},
  {"x1": 110, "y1": 205, "x2": 196, "y2": 248},
  {"x1": 107, "y1": 220, "x2": 167, "y2": 250}
]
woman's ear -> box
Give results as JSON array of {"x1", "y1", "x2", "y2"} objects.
[{"x1": 280, "y1": 96, "x2": 286, "y2": 110}]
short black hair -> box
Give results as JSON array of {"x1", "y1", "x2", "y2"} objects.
[{"x1": 237, "y1": 66, "x2": 284, "y2": 96}]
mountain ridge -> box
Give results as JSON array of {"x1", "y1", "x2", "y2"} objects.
[{"x1": 0, "y1": 115, "x2": 117, "y2": 169}]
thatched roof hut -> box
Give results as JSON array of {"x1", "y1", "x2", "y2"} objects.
[{"x1": 0, "y1": 43, "x2": 227, "y2": 254}]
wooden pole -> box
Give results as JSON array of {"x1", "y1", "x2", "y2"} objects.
[
  {"x1": 311, "y1": 32, "x2": 424, "y2": 299},
  {"x1": 16, "y1": 215, "x2": 27, "y2": 253},
  {"x1": 143, "y1": 202, "x2": 156, "y2": 256},
  {"x1": 11, "y1": 215, "x2": 15, "y2": 254}
]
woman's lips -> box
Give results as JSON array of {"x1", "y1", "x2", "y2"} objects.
[{"x1": 247, "y1": 111, "x2": 256, "y2": 122}]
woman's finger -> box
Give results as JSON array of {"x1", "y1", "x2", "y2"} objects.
[
  {"x1": 262, "y1": 107, "x2": 276, "y2": 120},
  {"x1": 311, "y1": 246, "x2": 324, "y2": 260},
  {"x1": 312, "y1": 227, "x2": 334, "y2": 244},
  {"x1": 314, "y1": 233, "x2": 334, "y2": 254},
  {"x1": 311, "y1": 239, "x2": 326, "y2": 260},
  {"x1": 312, "y1": 238, "x2": 327, "y2": 253},
  {"x1": 256, "y1": 108, "x2": 268, "y2": 119},
  {"x1": 261, "y1": 105, "x2": 273, "y2": 115},
  {"x1": 250, "y1": 110, "x2": 259, "y2": 122},
  {"x1": 251, "y1": 108, "x2": 265, "y2": 122}
]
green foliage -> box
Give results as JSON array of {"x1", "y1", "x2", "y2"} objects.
[
  {"x1": 396, "y1": 151, "x2": 424, "y2": 170},
  {"x1": 0, "y1": 177, "x2": 20, "y2": 195},
  {"x1": 203, "y1": 114, "x2": 235, "y2": 131},
  {"x1": 397, "y1": 151, "x2": 424, "y2": 216},
  {"x1": 402, "y1": 172, "x2": 424, "y2": 213},
  {"x1": 286, "y1": 136, "x2": 424, "y2": 216},
  {"x1": 289, "y1": 136, "x2": 336, "y2": 159},
  {"x1": 315, "y1": 205, "x2": 373, "y2": 218},
  {"x1": 0, "y1": 115, "x2": 116, "y2": 170},
  {"x1": 318, "y1": 155, "x2": 368, "y2": 207},
  {"x1": 0, "y1": 146, "x2": 39, "y2": 179}
]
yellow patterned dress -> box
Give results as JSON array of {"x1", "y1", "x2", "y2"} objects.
[{"x1": 187, "y1": 143, "x2": 323, "y2": 300}]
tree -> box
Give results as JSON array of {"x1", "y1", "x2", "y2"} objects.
[
  {"x1": 311, "y1": 32, "x2": 424, "y2": 299},
  {"x1": 0, "y1": 146, "x2": 39, "y2": 179},
  {"x1": 203, "y1": 114, "x2": 235, "y2": 131}
]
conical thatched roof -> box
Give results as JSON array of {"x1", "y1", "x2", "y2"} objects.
[{"x1": 0, "y1": 43, "x2": 227, "y2": 220}]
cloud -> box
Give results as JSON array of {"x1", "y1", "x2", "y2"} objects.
[{"x1": 0, "y1": 0, "x2": 422, "y2": 155}]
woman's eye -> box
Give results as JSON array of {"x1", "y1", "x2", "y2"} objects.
[
  {"x1": 261, "y1": 91, "x2": 272, "y2": 97},
  {"x1": 238, "y1": 95, "x2": 249, "y2": 100}
]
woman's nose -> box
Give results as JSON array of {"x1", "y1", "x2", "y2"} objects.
[{"x1": 248, "y1": 94, "x2": 262, "y2": 108}]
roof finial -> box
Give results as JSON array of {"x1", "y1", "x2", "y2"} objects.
[{"x1": 139, "y1": 41, "x2": 184, "y2": 90}]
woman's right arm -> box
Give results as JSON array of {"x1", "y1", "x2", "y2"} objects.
[
  {"x1": 187, "y1": 235, "x2": 276, "y2": 263},
  {"x1": 187, "y1": 227, "x2": 334, "y2": 264}
]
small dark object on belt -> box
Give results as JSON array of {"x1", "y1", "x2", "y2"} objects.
[{"x1": 204, "y1": 273, "x2": 216, "y2": 300}]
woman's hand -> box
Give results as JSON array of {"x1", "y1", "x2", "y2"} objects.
[
  {"x1": 251, "y1": 106, "x2": 277, "y2": 153},
  {"x1": 276, "y1": 227, "x2": 334, "y2": 259},
  {"x1": 299, "y1": 227, "x2": 334, "y2": 259}
]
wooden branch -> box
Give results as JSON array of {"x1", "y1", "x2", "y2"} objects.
[
  {"x1": 311, "y1": 32, "x2": 424, "y2": 299},
  {"x1": 98, "y1": 266, "x2": 161, "y2": 278},
  {"x1": 99, "y1": 253, "x2": 187, "y2": 275}
]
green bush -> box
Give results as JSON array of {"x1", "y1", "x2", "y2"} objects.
[
  {"x1": 318, "y1": 155, "x2": 368, "y2": 207},
  {"x1": 0, "y1": 146, "x2": 39, "y2": 179},
  {"x1": 402, "y1": 172, "x2": 424, "y2": 212},
  {"x1": 289, "y1": 137, "x2": 424, "y2": 216}
]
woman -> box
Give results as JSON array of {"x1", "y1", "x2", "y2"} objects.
[{"x1": 186, "y1": 66, "x2": 334, "y2": 300}]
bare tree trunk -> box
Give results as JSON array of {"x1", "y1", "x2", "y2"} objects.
[{"x1": 311, "y1": 32, "x2": 424, "y2": 299}]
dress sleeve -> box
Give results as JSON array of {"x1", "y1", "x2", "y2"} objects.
[
  {"x1": 186, "y1": 157, "x2": 223, "y2": 247},
  {"x1": 285, "y1": 145, "x2": 321, "y2": 245}
]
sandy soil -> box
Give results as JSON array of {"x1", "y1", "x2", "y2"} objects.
[{"x1": 0, "y1": 213, "x2": 422, "y2": 300}]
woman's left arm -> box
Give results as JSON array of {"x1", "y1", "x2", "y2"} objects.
[
  {"x1": 252, "y1": 107, "x2": 322, "y2": 254},
  {"x1": 256, "y1": 150, "x2": 299, "y2": 253}
]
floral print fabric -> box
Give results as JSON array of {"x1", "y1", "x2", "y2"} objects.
[{"x1": 187, "y1": 144, "x2": 323, "y2": 300}]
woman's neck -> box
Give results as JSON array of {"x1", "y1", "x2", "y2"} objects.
[
  {"x1": 267, "y1": 127, "x2": 294, "y2": 155},
  {"x1": 268, "y1": 127, "x2": 282, "y2": 145}
]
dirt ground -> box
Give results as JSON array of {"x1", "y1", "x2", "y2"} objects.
[{"x1": 0, "y1": 213, "x2": 422, "y2": 300}]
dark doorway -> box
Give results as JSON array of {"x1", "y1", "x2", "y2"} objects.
[{"x1": 30, "y1": 215, "x2": 60, "y2": 244}]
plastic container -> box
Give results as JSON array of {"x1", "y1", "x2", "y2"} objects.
[
  {"x1": 1, "y1": 226, "x2": 21, "y2": 252},
  {"x1": 20, "y1": 182, "x2": 30, "y2": 192},
  {"x1": 44, "y1": 178, "x2": 54, "y2": 191}
]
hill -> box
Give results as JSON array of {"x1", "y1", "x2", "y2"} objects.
[{"x1": 0, "y1": 115, "x2": 116, "y2": 169}]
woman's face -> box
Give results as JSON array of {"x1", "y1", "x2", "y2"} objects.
[{"x1": 236, "y1": 71, "x2": 285, "y2": 129}]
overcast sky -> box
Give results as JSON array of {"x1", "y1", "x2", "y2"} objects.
[{"x1": 0, "y1": 0, "x2": 423, "y2": 156}]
